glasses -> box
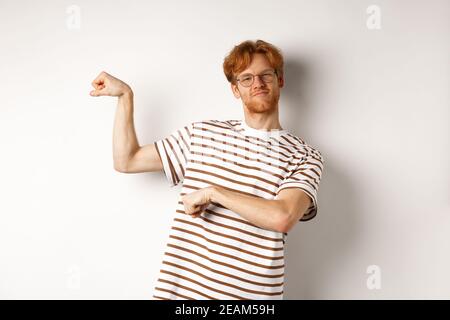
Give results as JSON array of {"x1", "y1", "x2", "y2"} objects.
[{"x1": 236, "y1": 70, "x2": 278, "y2": 87}]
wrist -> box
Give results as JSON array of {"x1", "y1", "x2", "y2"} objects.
[
  {"x1": 208, "y1": 186, "x2": 219, "y2": 203},
  {"x1": 120, "y1": 87, "x2": 133, "y2": 99}
]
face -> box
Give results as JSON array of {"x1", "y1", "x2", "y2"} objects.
[{"x1": 231, "y1": 53, "x2": 284, "y2": 114}]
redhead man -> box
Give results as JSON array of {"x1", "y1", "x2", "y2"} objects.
[{"x1": 90, "y1": 39, "x2": 324, "y2": 300}]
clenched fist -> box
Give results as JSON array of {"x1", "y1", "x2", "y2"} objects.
[
  {"x1": 181, "y1": 187, "x2": 215, "y2": 219},
  {"x1": 90, "y1": 71, "x2": 132, "y2": 97}
]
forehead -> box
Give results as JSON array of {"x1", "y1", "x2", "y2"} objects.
[{"x1": 239, "y1": 53, "x2": 273, "y2": 75}]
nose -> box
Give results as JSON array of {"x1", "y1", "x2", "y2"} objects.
[{"x1": 252, "y1": 75, "x2": 266, "y2": 89}]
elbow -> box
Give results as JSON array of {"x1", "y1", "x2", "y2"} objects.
[
  {"x1": 114, "y1": 162, "x2": 127, "y2": 173},
  {"x1": 276, "y1": 220, "x2": 292, "y2": 234},
  {"x1": 274, "y1": 201, "x2": 295, "y2": 233},
  {"x1": 275, "y1": 212, "x2": 293, "y2": 234}
]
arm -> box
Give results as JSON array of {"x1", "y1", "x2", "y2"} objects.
[
  {"x1": 181, "y1": 186, "x2": 310, "y2": 233},
  {"x1": 208, "y1": 186, "x2": 286, "y2": 232},
  {"x1": 90, "y1": 71, "x2": 163, "y2": 173},
  {"x1": 112, "y1": 91, "x2": 139, "y2": 171},
  {"x1": 112, "y1": 92, "x2": 163, "y2": 173}
]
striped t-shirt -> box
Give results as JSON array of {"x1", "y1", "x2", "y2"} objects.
[{"x1": 151, "y1": 119, "x2": 324, "y2": 300}]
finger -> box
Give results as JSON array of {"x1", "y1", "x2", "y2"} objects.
[
  {"x1": 91, "y1": 81, "x2": 102, "y2": 89},
  {"x1": 191, "y1": 212, "x2": 201, "y2": 218},
  {"x1": 93, "y1": 71, "x2": 107, "y2": 82},
  {"x1": 91, "y1": 82, "x2": 105, "y2": 90},
  {"x1": 190, "y1": 207, "x2": 206, "y2": 218},
  {"x1": 187, "y1": 209, "x2": 199, "y2": 217},
  {"x1": 188, "y1": 208, "x2": 199, "y2": 215},
  {"x1": 90, "y1": 88, "x2": 106, "y2": 96},
  {"x1": 193, "y1": 205, "x2": 206, "y2": 214},
  {"x1": 91, "y1": 71, "x2": 108, "y2": 87}
]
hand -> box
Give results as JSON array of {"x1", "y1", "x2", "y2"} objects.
[
  {"x1": 90, "y1": 71, "x2": 132, "y2": 97},
  {"x1": 181, "y1": 187, "x2": 214, "y2": 219}
]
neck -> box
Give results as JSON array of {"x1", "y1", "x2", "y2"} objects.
[{"x1": 243, "y1": 105, "x2": 283, "y2": 131}]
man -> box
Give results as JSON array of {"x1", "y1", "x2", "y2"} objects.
[{"x1": 90, "y1": 39, "x2": 324, "y2": 300}]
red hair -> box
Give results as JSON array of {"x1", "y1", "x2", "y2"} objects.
[{"x1": 223, "y1": 39, "x2": 284, "y2": 84}]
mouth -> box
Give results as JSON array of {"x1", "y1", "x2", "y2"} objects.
[{"x1": 253, "y1": 91, "x2": 269, "y2": 97}]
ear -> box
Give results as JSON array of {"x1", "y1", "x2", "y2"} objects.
[
  {"x1": 231, "y1": 83, "x2": 241, "y2": 99},
  {"x1": 278, "y1": 75, "x2": 284, "y2": 89}
]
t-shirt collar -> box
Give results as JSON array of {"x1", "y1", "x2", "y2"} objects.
[{"x1": 239, "y1": 119, "x2": 288, "y2": 139}]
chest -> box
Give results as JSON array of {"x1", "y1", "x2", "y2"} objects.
[{"x1": 186, "y1": 133, "x2": 298, "y2": 199}]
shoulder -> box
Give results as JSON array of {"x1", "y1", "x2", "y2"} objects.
[
  {"x1": 282, "y1": 133, "x2": 324, "y2": 163},
  {"x1": 191, "y1": 119, "x2": 239, "y2": 131}
]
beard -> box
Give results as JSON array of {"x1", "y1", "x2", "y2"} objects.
[{"x1": 244, "y1": 90, "x2": 280, "y2": 114}]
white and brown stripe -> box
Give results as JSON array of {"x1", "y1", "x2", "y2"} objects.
[{"x1": 152, "y1": 119, "x2": 324, "y2": 300}]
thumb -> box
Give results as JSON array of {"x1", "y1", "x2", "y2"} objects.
[{"x1": 90, "y1": 89, "x2": 105, "y2": 96}]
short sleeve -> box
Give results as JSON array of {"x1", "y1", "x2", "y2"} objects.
[
  {"x1": 275, "y1": 150, "x2": 324, "y2": 221},
  {"x1": 154, "y1": 122, "x2": 194, "y2": 187}
]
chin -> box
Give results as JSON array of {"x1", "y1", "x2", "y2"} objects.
[
  {"x1": 246, "y1": 101, "x2": 276, "y2": 113},
  {"x1": 245, "y1": 95, "x2": 279, "y2": 113}
]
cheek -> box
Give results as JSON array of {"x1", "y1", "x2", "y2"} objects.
[{"x1": 240, "y1": 92, "x2": 250, "y2": 100}]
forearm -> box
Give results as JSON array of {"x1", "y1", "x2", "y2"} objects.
[
  {"x1": 208, "y1": 186, "x2": 287, "y2": 232},
  {"x1": 112, "y1": 91, "x2": 140, "y2": 169}
]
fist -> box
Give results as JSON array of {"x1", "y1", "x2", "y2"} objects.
[
  {"x1": 181, "y1": 187, "x2": 214, "y2": 219},
  {"x1": 90, "y1": 71, "x2": 132, "y2": 97}
]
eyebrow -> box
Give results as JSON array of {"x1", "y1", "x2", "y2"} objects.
[{"x1": 240, "y1": 68, "x2": 273, "y2": 75}]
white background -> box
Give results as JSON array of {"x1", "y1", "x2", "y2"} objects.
[{"x1": 0, "y1": 0, "x2": 449, "y2": 299}]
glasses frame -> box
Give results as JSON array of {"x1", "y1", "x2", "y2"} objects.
[{"x1": 235, "y1": 69, "x2": 279, "y2": 87}]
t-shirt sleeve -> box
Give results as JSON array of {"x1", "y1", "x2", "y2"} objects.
[
  {"x1": 275, "y1": 150, "x2": 324, "y2": 221},
  {"x1": 154, "y1": 122, "x2": 194, "y2": 187}
]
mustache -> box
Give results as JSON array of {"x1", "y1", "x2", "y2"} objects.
[{"x1": 252, "y1": 90, "x2": 269, "y2": 96}]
